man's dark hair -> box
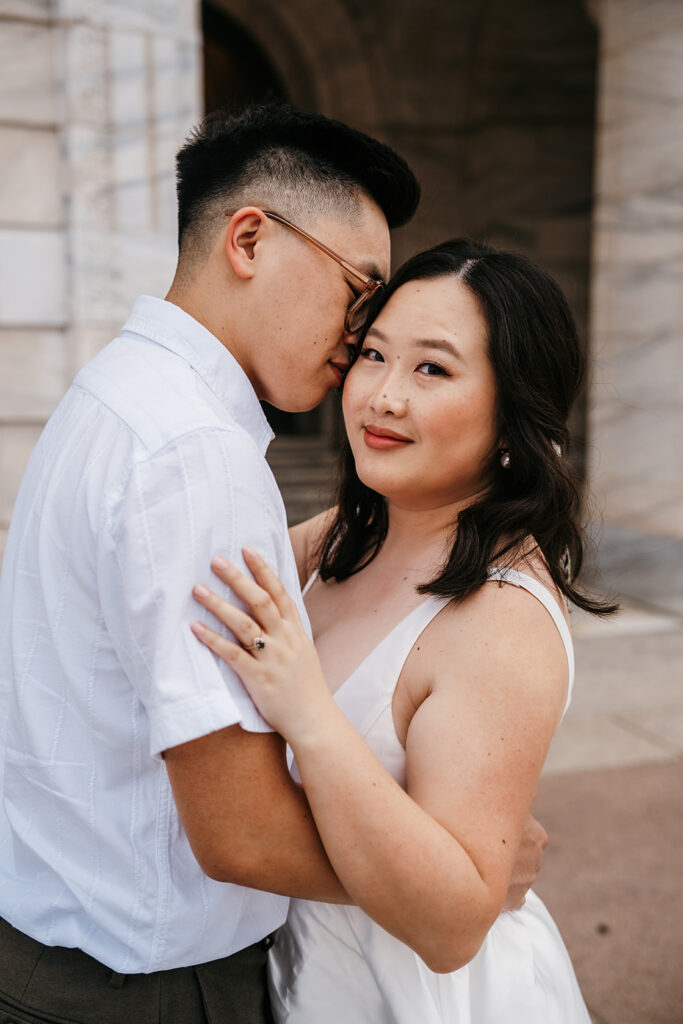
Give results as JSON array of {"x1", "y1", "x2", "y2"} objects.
[
  {"x1": 318, "y1": 238, "x2": 618, "y2": 617},
  {"x1": 175, "y1": 104, "x2": 420, "y2": 260}
]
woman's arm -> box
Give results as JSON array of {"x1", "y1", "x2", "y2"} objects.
[{"x1": 191, "y1": 550, "x2": 566, "y2": 973}]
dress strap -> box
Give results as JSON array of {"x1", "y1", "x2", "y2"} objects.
[
  {"x1": 301, "y1": 568, "x2": 319, "y2": 598},
  {"x1": 487, "y1": 567, "x2": 575, "y2": 717}
]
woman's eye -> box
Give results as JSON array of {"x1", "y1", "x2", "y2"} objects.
[
  {"x1": 359, "y1": 347, "x2": 384, "y2": 362},
  {"x1": 417, "y1": 361, "x2": 448, "y2": 376}
]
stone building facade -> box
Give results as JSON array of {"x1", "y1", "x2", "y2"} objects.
[{"x1": 0, "y1": 0, "x2": 681, "y2": 613}]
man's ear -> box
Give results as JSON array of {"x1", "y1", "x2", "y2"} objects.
[{"x1": 224, "y1": 207, "x2": 269, "y2": 280}]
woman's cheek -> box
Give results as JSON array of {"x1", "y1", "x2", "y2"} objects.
[{"x1": 341, "y1": 368, "x2": 364, "y2": 420}]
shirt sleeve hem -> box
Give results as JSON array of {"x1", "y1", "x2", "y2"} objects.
[{"x1": 149, "y1": 691, "x2": 273, "y2": 759}]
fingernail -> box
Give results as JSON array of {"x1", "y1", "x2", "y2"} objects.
[
  {"x1": 194, "y1": 584, "x2": 210, "y2": 598},
  {"x1": 212, "y1": 557, "x2": 231, "y2": 571},
  {"x1": 190, "y1": 621, "x2": 206, "y2": 637},
  {"x1": 243, "y1": 546, "x2": 258, "y2": 559}
]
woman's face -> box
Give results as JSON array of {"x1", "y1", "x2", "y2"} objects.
[{"x1": 342, "y1": 276, "x2": 500, "y2": 511}]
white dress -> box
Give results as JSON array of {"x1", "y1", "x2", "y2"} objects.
[{"x1": 268, "y1": 568, "x2": 592, "y2": 1023}]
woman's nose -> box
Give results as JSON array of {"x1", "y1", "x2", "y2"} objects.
[{"x1": 369, "y1": 377, "x2": 408, "y2": 417}]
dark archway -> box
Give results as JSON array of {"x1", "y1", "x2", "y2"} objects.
[{"x1": 202, "y1": 2, "x2": 287, "y2": 113}]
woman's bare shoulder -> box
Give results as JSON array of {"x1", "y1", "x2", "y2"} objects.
[
  {"x1": 406, "y1": 585, "x2": 564, "y2": 745},
  {"x1": 492, "y1": 538, "x2": 569, "y2": 622},
  {"x1": 288, "y1": 507, "x2": 337, "y2": 588},
  {"x1": 403, "y1": 557, "x2": 568, "y2": 712},
  {"x1": 394, "y1": 542, "x2": 569, "y2": 745}
]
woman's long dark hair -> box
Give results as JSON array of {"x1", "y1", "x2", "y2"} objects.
[{"x1": 318, "y1": 238, "x2": 616, "y2": 616}]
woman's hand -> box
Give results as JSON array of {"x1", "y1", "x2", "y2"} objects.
[{"x1": 191, "y1": 547, "x2": 336, "y2": 741}]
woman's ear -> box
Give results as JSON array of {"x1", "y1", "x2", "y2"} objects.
[{"x1": 224, "y1": 207, "x2": 269, "y2": 280}]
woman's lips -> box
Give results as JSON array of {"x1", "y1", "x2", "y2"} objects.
[{"x1": 363, "y1": 425, "x2": 413, "y2": 451}]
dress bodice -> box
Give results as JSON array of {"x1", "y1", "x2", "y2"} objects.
[{"x1": 294, "y1": 568, "x2": 574, "y2": 788}]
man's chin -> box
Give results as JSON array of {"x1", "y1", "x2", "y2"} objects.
[{"x1": 264, "y1": 388, "x2": 331, "y2": 414}]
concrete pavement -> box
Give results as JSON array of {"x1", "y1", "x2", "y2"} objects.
[{"x1": 533, "y1": 601, "x2": 683, "y2": 1024}]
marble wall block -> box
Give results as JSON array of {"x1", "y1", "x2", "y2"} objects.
[
  {"x1": 0, "y1": 329, "x2": 67, "y2": 420},
  {"x1": 57, "y1": 11, "x2": 201, "y2": 332},
  {"x1": 66, "y1": 324, "x2": 120, "y2": 380},
  {"x1": 63, "y1": 235, "x2": 181, "y2": 336},
  {"x1": 66, "y1": 229, "x2": 176, "y2": 329},
  {"x1": 0, "y1": 229, "x2": 66, "y2": 326},
  {"x1": 597, "y1": 57, "x2": 683, "y2": 202},
  {"x1": 588, "y1": 0, "x2": 683, "y2": 608},
  {"x1": 0, "y1": 23, "x2": 56, "y2": 126},
  {"x1": 592, "y1": 193, "x2": 683, "y2": 280},
  {"x1": 597, "y1": 0, "x2": 683, "y2": 54},
  {"x1": 0, "y1": 0, "x2": 51, "y2": 19},
  {"x1": 54, "y1": 0, "x2": 197, "y2": 36},
  {"x1": 60, "y1": 22, "x2": 115, "y2": 232},
  {"x1": 590, "y1": 402, "x2": 683, "y2": 532},
  {"x1": 110, "y1": 30, "x2": 152, "y2": 233},
  {"x1": 591, "y1": 261, "x2": 683, "y2": 364},
  {"x1": 116, "y1": 231, "x2": 177, "y2": 309},
  {"x1": 150, "y1": 34, "x2": 197, "y2": 234},
  {"x1": 65, "y1": 230, "x2": 117, "y2": 328},
  {"x1": 0, "y1": 128, "x2": 62, "y2": 228}
]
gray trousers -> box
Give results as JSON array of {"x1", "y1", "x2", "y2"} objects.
[{"x1": 0, "y1": 917, "x2": 274, "y2": 1024}]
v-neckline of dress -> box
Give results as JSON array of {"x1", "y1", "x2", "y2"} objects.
[{"x1": 326, "y1": 596, "x2": 446, "y2": 701}]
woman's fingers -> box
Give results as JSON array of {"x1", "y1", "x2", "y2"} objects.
[
  {"x1": 209, "y1": 557, "x2": 282, "y2": 631},
  {"x1": 193, "y1": 583, "x2": 263, "y2": 648},
  {"x1": 190, "y1": 618, "x2": 280, "y2": 729},
  {"x1": 242, "y1": 547, "x2": 296, "y2": 618},
  {"x1": 190, "y1": 620, "x2": 252, "y2": 669}
]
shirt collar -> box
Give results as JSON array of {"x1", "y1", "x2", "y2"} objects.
[{"x1": 121, "y1": 295, "x2": 274, "y2": 454}]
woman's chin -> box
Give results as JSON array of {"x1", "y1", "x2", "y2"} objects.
[{"x1": 354, "y1": 465, "x2": 411, "y2": 504}]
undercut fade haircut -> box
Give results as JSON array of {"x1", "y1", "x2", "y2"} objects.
[{"x1": 175, "y1": 104, "x2": 420, "y2": 264}]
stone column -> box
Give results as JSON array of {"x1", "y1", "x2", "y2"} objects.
[
  {"x1": 0, "y1": 0, "x2": 202, "y2": 557},
  {"x1": 588, "y1": 0, "x2": 683, "y2": 613}
]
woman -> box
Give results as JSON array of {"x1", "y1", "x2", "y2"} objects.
[{"x1": 191, "y1": 239, "x2": 614, "y2": 1022}]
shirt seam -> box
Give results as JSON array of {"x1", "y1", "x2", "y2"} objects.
[
  {"x1": 72, "y1": 379, "x2": 254, "y2": 464},
  {"x1": 120, "y1": 305, "x2": 273, "y2": 450}
]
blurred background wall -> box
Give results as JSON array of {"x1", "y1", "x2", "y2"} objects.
[{"x1": 2, "y1": 0, "x2": 682, "y2": 614}]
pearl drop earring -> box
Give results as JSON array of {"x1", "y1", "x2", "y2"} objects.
[{"x1": 500, "y1": 449, "x2": 511, "y2": 469}]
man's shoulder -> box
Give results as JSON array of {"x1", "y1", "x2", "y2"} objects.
[{"x1": 73, "y1": 333, "x2": 242, "y2": 457}]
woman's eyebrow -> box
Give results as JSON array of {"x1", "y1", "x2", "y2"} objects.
[
  {"x1": 366, "y1": 327, "x2": 464, "y2": 362},
  {"x1": 415, "y1": 338, "x2": 464, "y2": 362}
]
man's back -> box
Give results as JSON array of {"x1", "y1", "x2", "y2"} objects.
[{"x1": 0, "y1": 296, "x2": 298, "y2": 972}]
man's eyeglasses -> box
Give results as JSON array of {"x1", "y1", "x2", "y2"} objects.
[{"x1": 225, "y1": 209, "x2": 385, "y2": 334}]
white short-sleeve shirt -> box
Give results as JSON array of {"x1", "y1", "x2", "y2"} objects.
[{"x1": 0, "y1": 295, "x2": 309, "y2": 972}]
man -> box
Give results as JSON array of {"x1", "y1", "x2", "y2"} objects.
[{"x1": 0, "y1": 105, "x2": 545, "y2": 1023}]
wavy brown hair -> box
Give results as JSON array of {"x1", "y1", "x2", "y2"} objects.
[{"x1": 318, "y1": 238, "x2": 616, "y2": 616}]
